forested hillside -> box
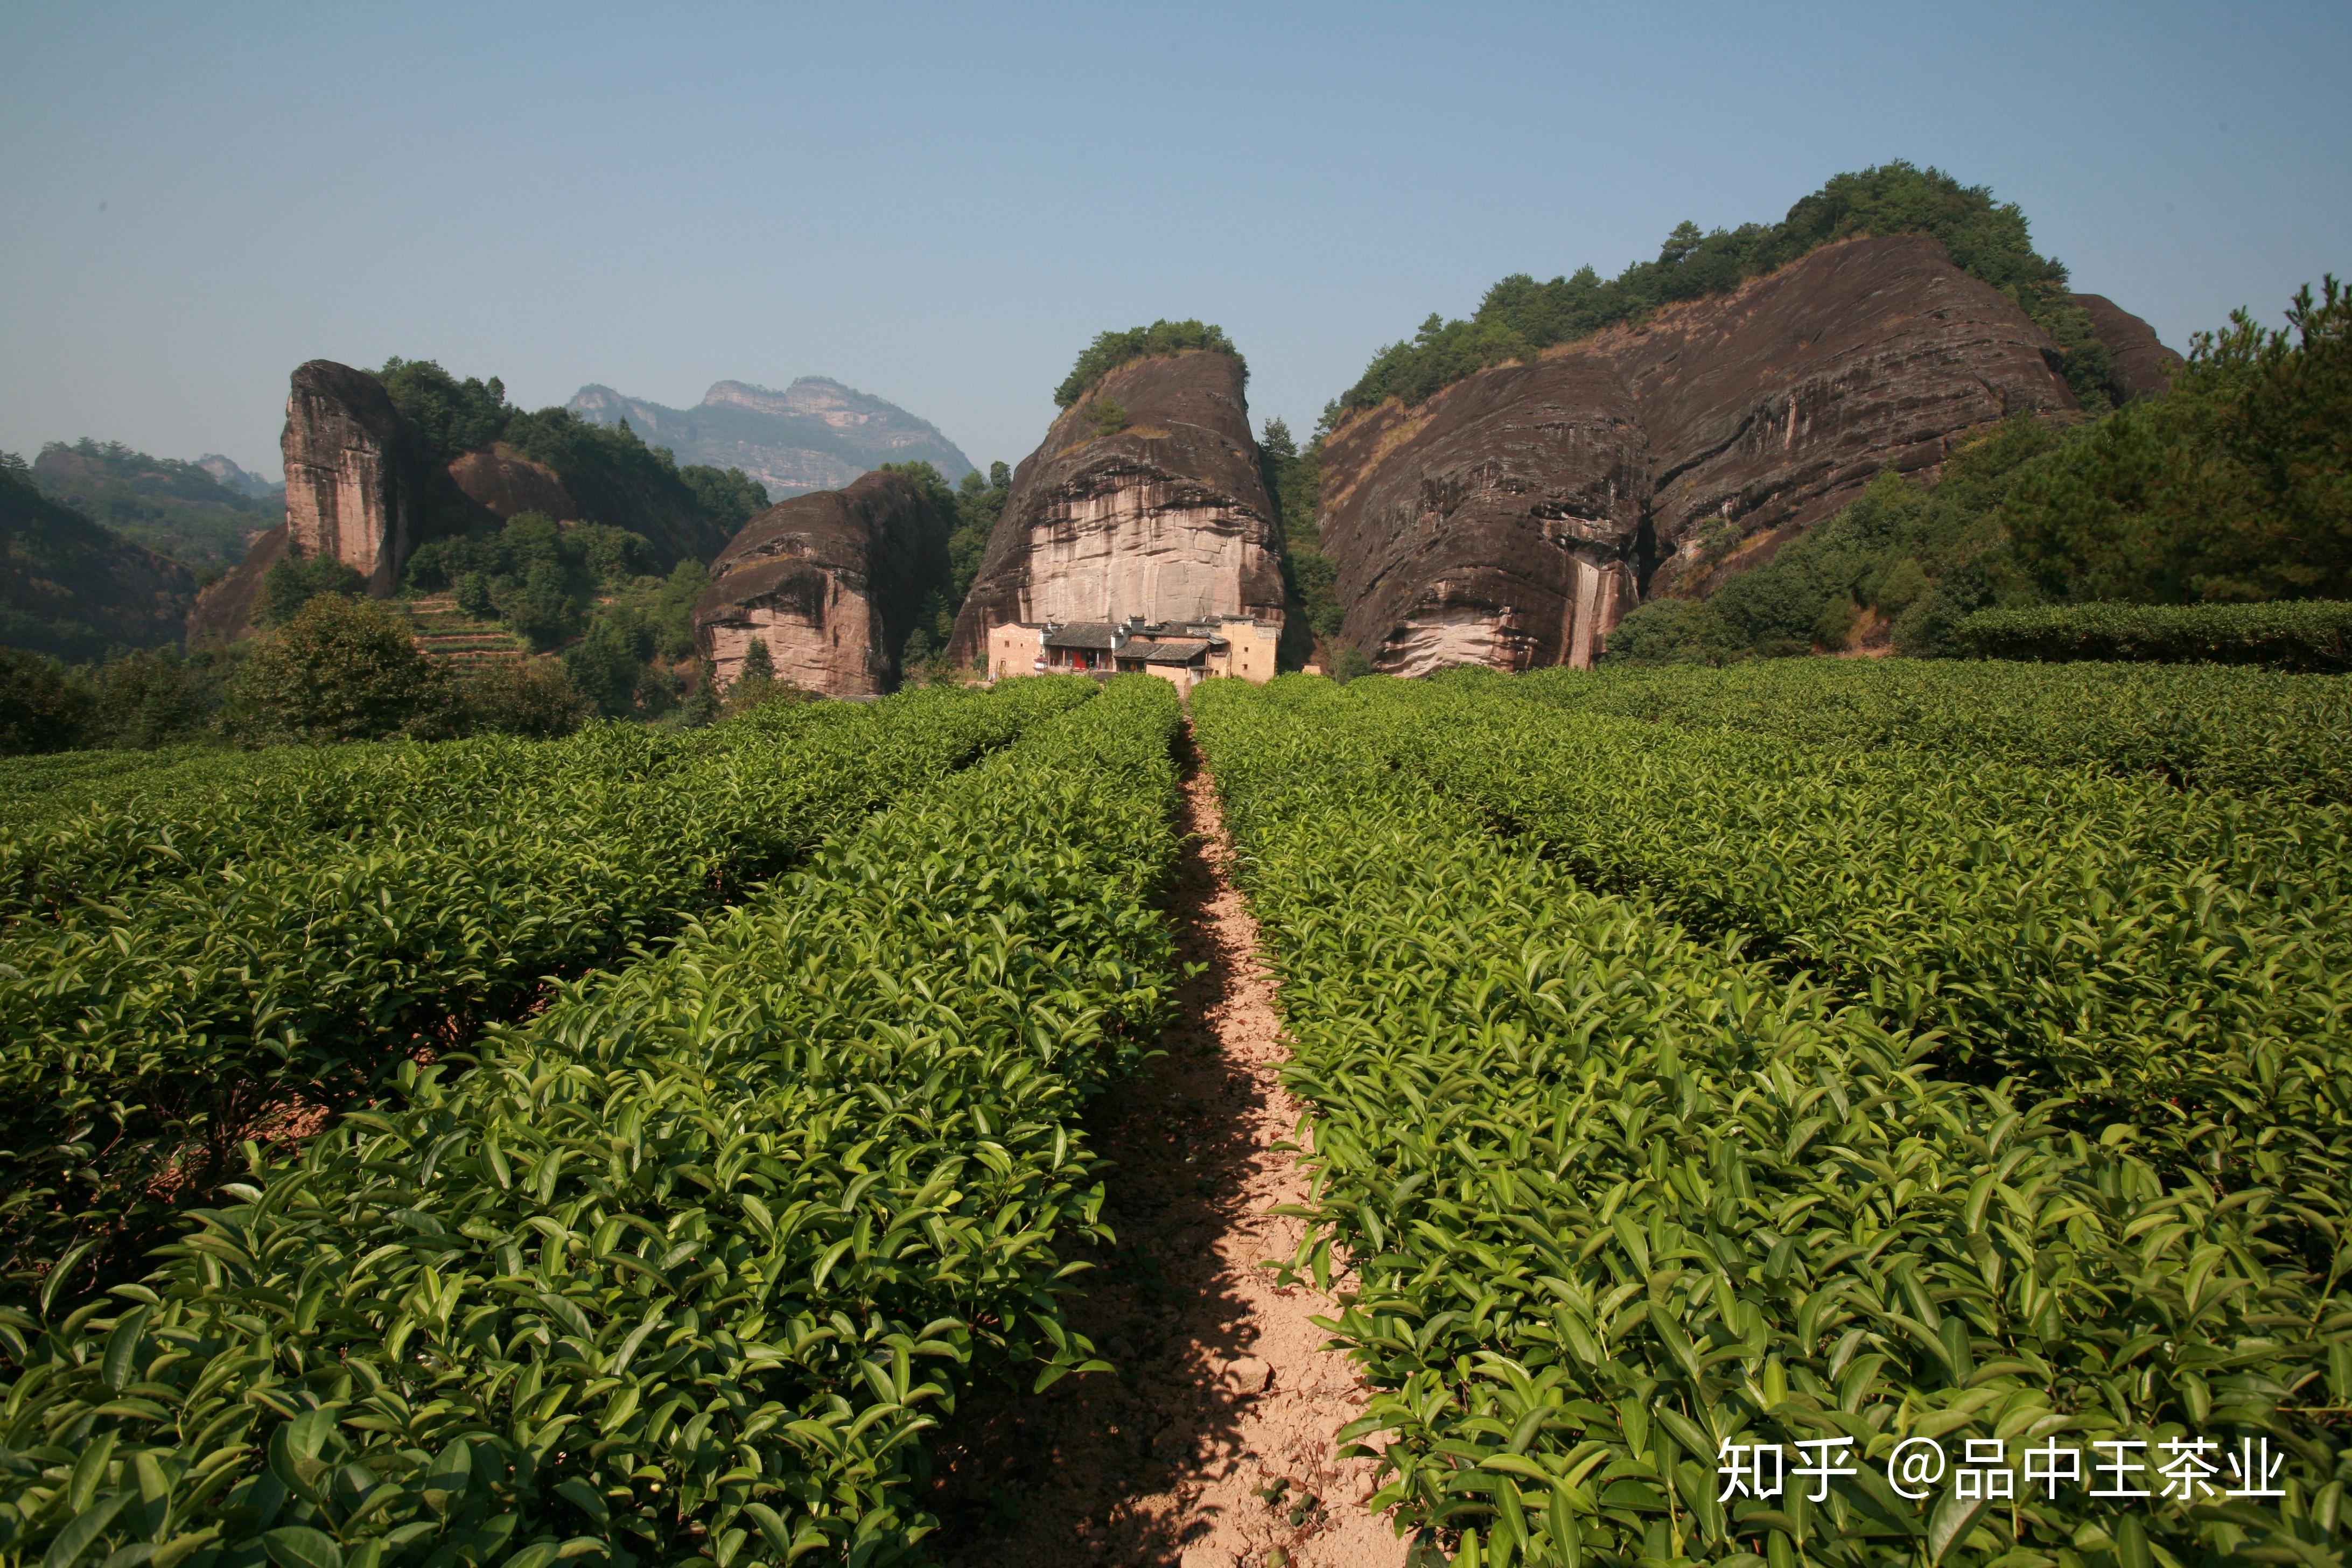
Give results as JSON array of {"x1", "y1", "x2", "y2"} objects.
[
  {"x1": 31, "y1": 438, "x2": 281, "y2": 573},
  {"x1": 0, "y1": 453, "x2": 194, "y2": 660}
]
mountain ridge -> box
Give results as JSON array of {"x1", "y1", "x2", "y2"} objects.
[{"x1": 566, "y1": 376, "x2": 972, "y2": 501}]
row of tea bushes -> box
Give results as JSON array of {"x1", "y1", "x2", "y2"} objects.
[
  {"x1": 1192, "y1": 676, "x2": 2349, "y2": 1568},
  {"x1": 1952, "y1": 601, "x2": 2352, "y2": 674},
  {"x1": 0, "y1": 681, "x2": 1094, "y2": 1307},
  {"x1": 0, "y1": 675, "x2": 1185, "y2": 1568},
  {"x1": 1361, "y1": 677, "x2": 2352, "y2": 1217},
  {"x1": 0, "y1": 704, "x2": 850, "y2": 923},
  {"x1": 1509, "y1": 658, "x2": 2352, "y2": 804}
]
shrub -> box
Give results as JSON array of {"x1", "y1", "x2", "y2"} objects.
[
  {"x1": 221, "y1": 594, "x2": 454, "y2": 744},
  {"x1": 457, "y1": 658, "x2": 593, "y2": 738},
  {"x1": 1053, "y1": 319, "x2": 1245, "y2": 407},
  {"x1": 255, "y1": 552, "x2": 368, "y2": 627},
  {"x1": 1087, "y1": 396, "x2": 1130, "y2": 437},
  {"x1": 0, "y1": 649, "x2": 91, "y2": 755},
  {"x1": 1952, "y1": 599, "x2": 2352, "y2": 670}
]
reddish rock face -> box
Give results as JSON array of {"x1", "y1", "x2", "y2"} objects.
[
  {"x1": 947, "y1": 351, "x2": 1283, "y2": 665},
  {"x1": 280, "y1": 360, "x2": 424, "y2": 596},
  {"x1": 446, "y1": 445, "x2": 576, "y2": 522},
  {"x1": 2073, "y1": 292, "x2": 2184, "y2": 402},
  {"x1": 1322, "y1": 235, "x2": 2122, "y2": 674},
  {"x1": 185, "y1": 523, "x2": 290, "y2": 645},
  {"x1": 692, "y1": 470, "x2": 950, "y2": 697}
]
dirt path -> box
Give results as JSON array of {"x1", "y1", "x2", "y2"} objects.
[{"x1": 926, "y1": 735, "x2": 1408, "y2": 1568}]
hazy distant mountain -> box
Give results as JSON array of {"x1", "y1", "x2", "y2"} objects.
[
  {"x1": 566, "y1": 378, "x2": 972, "y2": 501},
  {"x1": 195, "y1": 453, "x2": 284, "y2": 499},
  {"x1": 31, "y1": 439, "x2": 282, "y2": 573}
]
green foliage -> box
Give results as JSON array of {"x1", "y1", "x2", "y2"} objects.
[
  {"x1": 1513, "y1": 656, "x2": 2352, "y2": 804},
  {"x1": 2001, "y1": 276, "x2": 2352, "y2": 603},
  {"x1": 256, "y1": 552, "x2": 369, "y2": 627},
  {"x1": 0, "y1": 647, "x2": 239, "y2": 757},
  {"x1": 79, "y1": 646, "x2": 237, "y2": 749},
  {"x1": 1193, "y1": 675, "x2": 2352, "y2": 1568},
  {"x1": 1604, "y1": 419, "x2": 2068, "y2": 666},
  {"x1": 220, "y1": 595, "x2": 453, "y2": 746},
  {"x1": 681, "y1": 659, "x2": 721, "y2": 727},
  {"x1": 563, "y1": 605, "x2": 661, "y2": 717},
  {"x1": 0, "y1": 649, "x2": 91, "y2": 755},
  {"x1": 1339, "y1": 163, "x2": 2118, "y2": 415},
  {"x1": 1086, "y1": 397, "x2": 1130, "y2": 437},
  {"x1": 501, "y1": 559, "x2": 584, "y2": 652},
  {"x1": 633, "y1": 557, "x2": 709, "y2": 662},
  {"x1": 0, "y1": 452, "x2": 194, "y2": 661},
  {"x1": 1955, "y1": 599, "x2": 2352, "y2": 671},
  {"x1": 1258, "y1": 418, "x2": 1341, "y2": 668},
  {"x1": 1053, "y1": 319, "x2": 1245, "y2": 408},
  {"x1": 0, "y1": 676, "x2": 1179, "y2": 1568},
  {"x1": 407, "y1": 512, "x2": 654, "y2": 653},
  {"x1": 1627, "y1": 276, "x2": 2352, "y2": 664},
  {"x1": 455, "y1": 658, "x2": 593, "y2": 739},
  {"x1": 677, "y1": 463, "x2": 770, "y2": 532},
  {"x1": 29, "y1": 438, "x2": 281, "y2": 572},
  {"x1": 724, "y1": 636, "x2": 799, "y2": 717},
  {"x1": 0, "y1": 690, "x2": 1063, "y2": 1307},
  {"x1": 376, "y1": 358, "x2": 511, "y2": 463},
  {"x1": 377, "y1": 359, "x2": 755, "y2": 564},
  {"x1": 949, "y1": 463, "x2": 1011, "y2": 606}
]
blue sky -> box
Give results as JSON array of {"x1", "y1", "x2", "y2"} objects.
[{"x1": 3, "y1": 1, "x2": 2347, "y2": 479}]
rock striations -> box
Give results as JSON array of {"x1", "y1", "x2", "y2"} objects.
[
  {"x1": 191, "y1": 360, "x2": 423, "y2": 642},
  {"x1": 2071, "y1": 293, "x2": 2185, "y2": 403},
  {"x1": 1320, "y1": 235, "x2": 2175, "y2": 675},
  {"x1": 947, "y1": 350, "x2": 1282, "y2": 666},
  {"x1": 691, "y1": 470, "x2": 951, "y2": 697},
  {"x1": 281, "y1": 360, "x2": 426, "y2": 596}
]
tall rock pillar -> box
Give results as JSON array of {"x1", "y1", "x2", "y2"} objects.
[{"x1": 281, "y1": 359, "x2": 421, "y2": 594}]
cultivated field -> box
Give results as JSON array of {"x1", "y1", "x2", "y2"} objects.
[{"x1": 4, "y1": 661, "x2": 2348, "y2": 1568}]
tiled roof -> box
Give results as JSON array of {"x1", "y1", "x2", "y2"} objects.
[
  {"x1": 1042, "y1": 622, "x2": 1117, "y2": 650},
  {"x1": 1131, "y1": 638, "x2": 1211, "y2": 664}
]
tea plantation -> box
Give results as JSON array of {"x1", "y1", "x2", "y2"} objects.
[{"x1": 5, "y1": 660, "x2": 2349, "y2": 1568}]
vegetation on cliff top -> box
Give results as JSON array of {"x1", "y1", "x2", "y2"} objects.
[
  {"x1": 1605, "y1": 275, "x2": 2352, "y2": 664},
  {"x1": 1336, "y1": 162, "x2": 2125, "y2": 419},
  {"x1": 376, "y1": 357, "x2": 769, "y2": 536},
  {"x1": 1053, "y1": 319, "x2": 1245, "y2": 408}
]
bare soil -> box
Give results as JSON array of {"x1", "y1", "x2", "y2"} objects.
[{"x1": 924, "y1": 733, "x2": 1407, "y2": 1568}]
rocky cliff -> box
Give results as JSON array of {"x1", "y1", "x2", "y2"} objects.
[
  {"x1": 280, "y1": 360, "x2": 425, "y2": 595},
  {"x1": 947, "y1": 351, "x2": 1282, "y2": 663},
  {"x1": 692, "y1": 469, "x2": 951, "y2": 697},
  {"x1": 2073, "y1": 292, "x2": 2185, "y2": 402},
  {"x1": 1320, "y1": 235, "x2": 2175, "y2": 675},
  {"x1": 445, "y1": 444, "x2": 576, "y2": 522},
  {"x1": 192, "y1": 360, "x2": 745, "y2": 641},
  {"x1": 569, "y1": 377, "x2": 972, "y2": 500},
  {"x1": 188, "y1": 360, "x2": 421, "y2": 642}
]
